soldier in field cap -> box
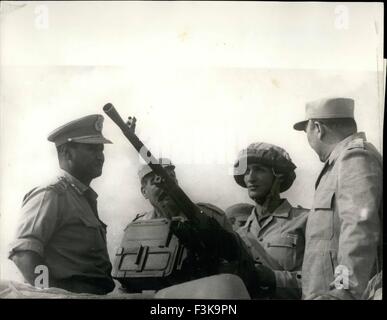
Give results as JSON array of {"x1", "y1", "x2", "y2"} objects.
[
  {"x1": 8, "y1": 114, "x2": 116, "y2": 295},
  {"x1": 293, "y1": 97, "x2": 355, "y2": 132},
  {"x1": 294, "y1": 97, "x2": 383, "y2": 300}
]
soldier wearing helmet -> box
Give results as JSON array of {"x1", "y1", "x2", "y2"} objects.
[{"x1": 232, "y1": 142, "x2": 309, "y2": 299}]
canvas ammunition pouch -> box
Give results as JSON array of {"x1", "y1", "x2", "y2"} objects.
[{"x1": 112, "y1": 217, "x2": 220, "y2": 292}]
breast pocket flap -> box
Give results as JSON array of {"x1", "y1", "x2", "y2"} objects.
[
  {"x1": 78, "y1": 216, "x2": 100, "y2": 228},
  {"x1": 267, "y1": 235, "x2": 296, "y2": 248},
  {"x1": 314, "y1": 190, "x2": 335, "y2": 210}
]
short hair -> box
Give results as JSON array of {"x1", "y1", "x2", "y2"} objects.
[{"x1": 313, "y1": 118, "x2": 357, "y2": 136}]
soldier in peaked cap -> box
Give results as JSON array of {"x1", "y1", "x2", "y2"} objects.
[
  {"x1": 294, "y1": 97, "x2": 383, "y2": 300},
  {"x1": 8, "y1": 114, "x2": 115, "y2": 295},
  {"x1": 231, "y1": 142, "x2": 309, "y2": 299}
]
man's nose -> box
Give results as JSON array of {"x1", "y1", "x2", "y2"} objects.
[
  {"x1": 96, "y1": 151, "x2": 104, "y2": 161},
  {"x1": 246, "y1": 172, "x2": 260, "y2": 185},
  {"x1": 245, "y1": 170, "x2": 255, "y2": 181}
]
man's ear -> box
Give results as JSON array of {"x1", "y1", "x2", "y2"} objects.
[
  {"x1": 141, "y1": 185, "x2": 148, "y2": 199},
  {"x1": 272, "y1": 172, "x2": 285, "y2": 191},
  {"x1": 314, "y1": 121, "x2": 326, "y2": 140},
  {"x1": 60, "y1": 144, "x2": 74, "y2": 161},
  {"x1": 276, "y1": 173, "x2": 286, "y2": 184}
]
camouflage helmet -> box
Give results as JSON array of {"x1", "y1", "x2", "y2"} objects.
[{"x1": 233, "y1": 142, "x2": 296, "y2": 192}]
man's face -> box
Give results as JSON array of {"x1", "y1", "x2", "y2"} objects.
[
  {"x1": 69, "y1": 143, "x2": 105, "y2": 180},
  {"x1": 243, "y1": 163, "x2": 274, "y2": 203},
  {"x1": 141, "y1": 167, "x2": 178, "y2": 210}
]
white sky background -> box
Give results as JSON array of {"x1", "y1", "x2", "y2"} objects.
[{"x1": 0, "y1": 1, "x2": 384, "y2": 281}]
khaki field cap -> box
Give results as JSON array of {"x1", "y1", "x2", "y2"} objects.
[
  {"x1": 234, "y1": 142, "x2": 296, "y2": 192},
  {"x1": 138, "y1": 158, "x2": 175, "y2": 181},
  {"x1": 293, "y1": 97, "x2": 355, "y2": 131},
  {"x1": 48, "y1": 114, "x2": 112, "y2": 146}
]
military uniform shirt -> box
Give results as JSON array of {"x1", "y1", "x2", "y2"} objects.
[
  {"x1": 302, "y1": 132, "x2": 382, "y2": 300},
  {"x1": 237, "y1": 199, "x2": 308, "y2": 299},
  {"x1": 8, "y1": 171, "x2": 114, "y2": 292}
]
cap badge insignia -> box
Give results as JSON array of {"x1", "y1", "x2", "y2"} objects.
[{"x1": 94, "y1": 116, "x2": 103, "y2": 132}]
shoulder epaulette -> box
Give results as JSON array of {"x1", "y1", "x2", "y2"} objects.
[
  {"x1": 348, "y1": 138, "x2": 365, "y2": 150},
  {"x1": 22, "y1": 187, "x2": 40, "y2": 204},
  {"x1": 291, "y1": 205, "x2": 310, "y2": 216},
  {"x1": 22, "y1": 182, "x2": 60, "y2": 206},
  {"x1": 21, "y1": 178, "x2": 68, "y2": 207},
  {"x1": 46, "y1": 177, "x2": 68, "y2": 194}
]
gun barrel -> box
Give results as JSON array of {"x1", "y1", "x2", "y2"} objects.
[
  {"x1": 103, "y1": 103, "x2": 161, "y2": 173},
  {"x1": 103, "y1": 103, "x2": 201, "y2": 225},
  {"x1": 103, "y1": 103, "x2": 128, "y2": 132},
  {"x1": 102, "y1": 104, "x2": 264, "y2": 298}
]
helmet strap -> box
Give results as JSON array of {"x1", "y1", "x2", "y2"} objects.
[{"x1": 262, "y1": 169, "x2": 282, "y2": 214}]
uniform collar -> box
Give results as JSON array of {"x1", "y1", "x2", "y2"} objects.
[
  {"x1": 327, "y1": 132, "x2": 366, "y2": 166},
  {"x1": 60, "y1": 170, "x2": 98, "y2": 199},
  {"x1": 243, "y1": 207, "x2": 257, "y2": 230},
  {"x1": 244, "y1": 199, "x2": 292, "y2": 231},
  {"x1": 271, "y1": 199, "x2": 292, "y2": 218}
]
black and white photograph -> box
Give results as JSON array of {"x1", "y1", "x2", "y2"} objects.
[{"x1": 0, "y1": 1, "x2": 384, "y2": 304}]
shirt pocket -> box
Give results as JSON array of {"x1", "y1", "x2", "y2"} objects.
[
  {"x1": 80, "y1": 216, "x2": 107, "y2": 252},
  {"x1": 57, "y1": 215, "x2": 106, "y2": 253},
  {"x1": 266, "y1": 233, "x2": 298, "y2": 270},
  {"x1": 308, "y1": 190, "x2": 335, "y2": 240}
]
